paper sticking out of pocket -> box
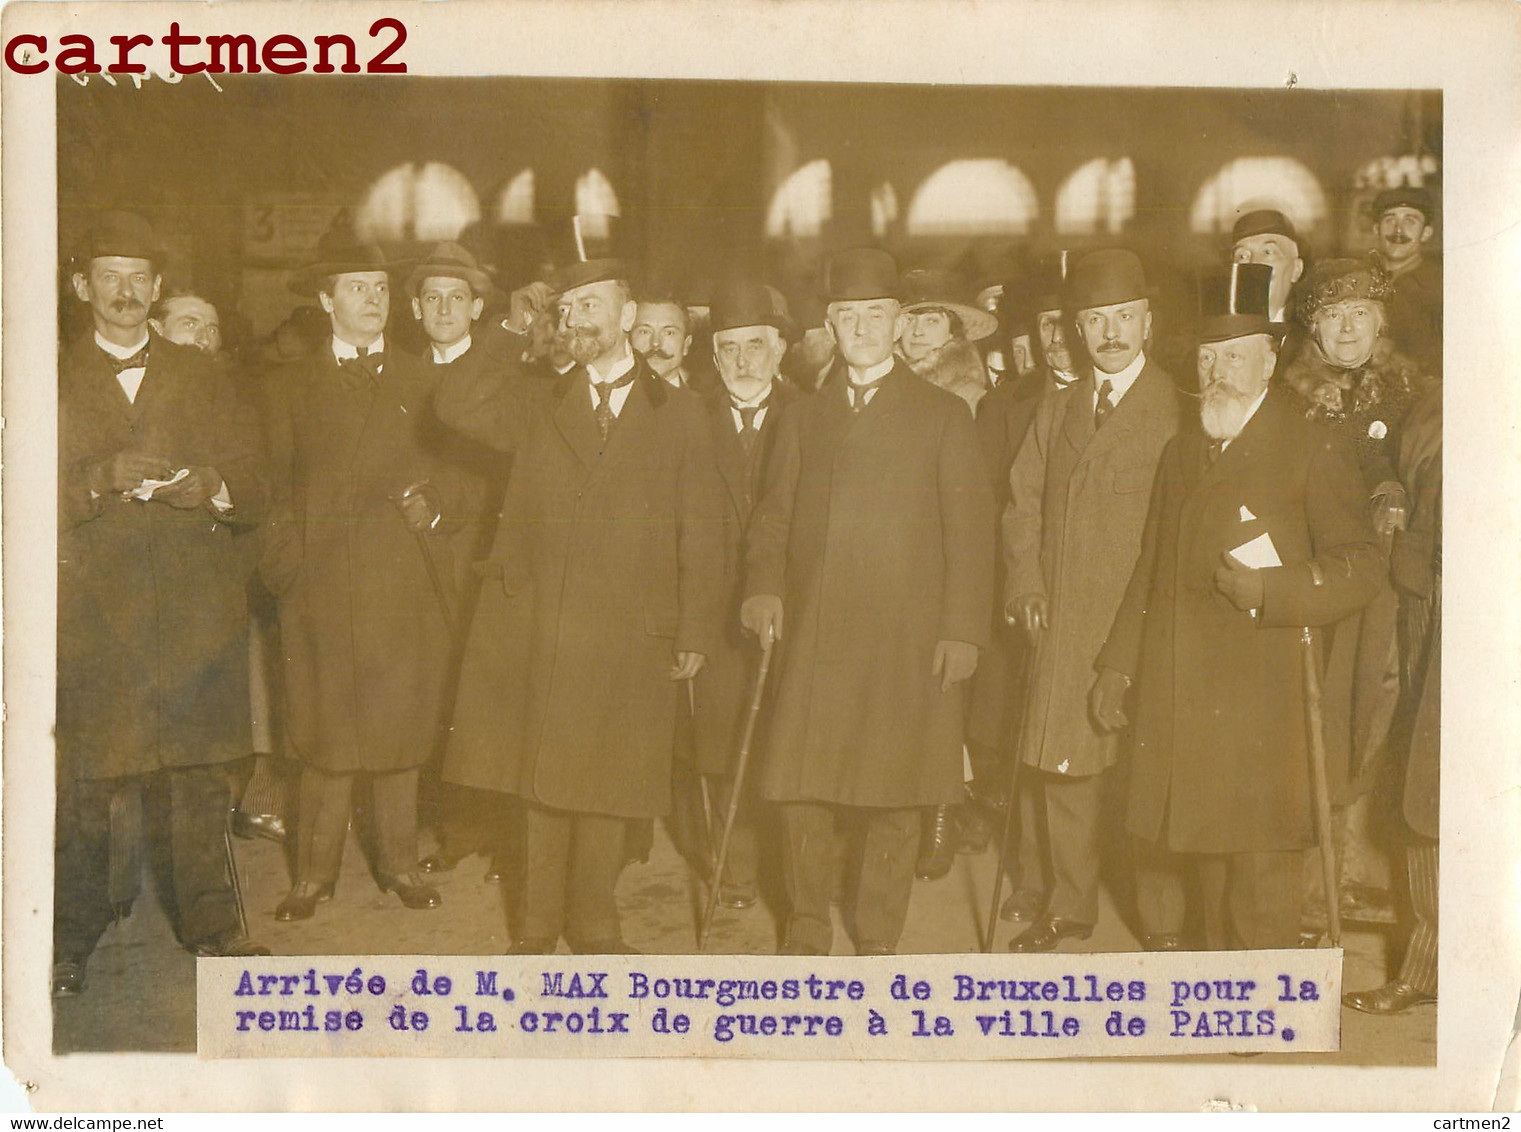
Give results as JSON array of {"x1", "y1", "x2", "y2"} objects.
[
  {"x1": 1239, "y1": 504, "x2": 1257, "y2": 522},
  {"x1": 129, "y1": 467, "x2": 190, "y2": 501},
  {"x1": 1228, "y1": 531, "x2": 1282, "y2": 570}
]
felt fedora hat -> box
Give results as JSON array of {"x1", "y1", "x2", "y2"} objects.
[
  {"x1": 76, "y1": 210, "x2": 164, "y2": 268},
  {"x1": 1063, "y1": 248, "x2": 1151, "y2": 313},
  {"x1": 1198, "y1": 261, "x2": 1275, "y2": 343},
  {"x1": 403, "y1": 241, "x2": 495, "y2": 298},
  {"x1": 820, "y1": 247, "x2": 900, "y2": 303},
  {"x1": 897, "y1": 267, "x2": 998, "y2": 341},
  {"x1": 709, "y1": 277, "x2": 799, "y2": 343},
  {"x1": 289, "y1": 226, "x2": 392, "y2": 296}
]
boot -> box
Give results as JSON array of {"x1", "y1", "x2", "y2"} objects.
[{"x1": 915, "y1": 805, "x2": 958, "y2": 881}]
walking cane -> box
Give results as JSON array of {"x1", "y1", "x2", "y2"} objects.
[
  {"x1": 690, "y1": 679, "x2": 718, "y2": 879},
  {"x1": 1301, "y1": 626, "x2": 1342, "y2": 948},
  {"x1": 400, "y1": 483, "x2": 457, "y2": 638},
  {"x1": 983, "y1": 623, "x2": 1041, "y2": 953},
  {"x1": 223, "y1": 813, "x2": 250, "y2": 938},
  {"x1": 697, "y1": 638, "x2": 775, "y2": 950}
]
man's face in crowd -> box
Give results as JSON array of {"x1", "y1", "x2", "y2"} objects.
[
  {"x1": 714, "y1": 324, "x2": 786, "y2": 404},
  {"x1": 1233, "y1": 234, "x2": 1304, "y2": 316},
  {"x1": 898, "y1": 307, "x2": 956, "y2": 363},
  {"x1": 1009, "y1": 333, "x2": 1036, "y2": 378},
  {"x1": 1310, "y1": 298, "x2": 1385, "y2": 369},
  {"x1": 1076, "y1": 298, "x2": 1151, "y2": 375},
  {"x1": 73, "y1": 256, "x2": 160, "y2": 337},
  {"x1": 827, "y1": 298, "x2": 904, "y2": 370},
  {"x1": 1375, "y1": 206, "x2": 1433, "y2": 269},
  {"x1": 1197, "y1": 332, "x2": 1275, "y2": 441},
  {"x1": 558, "y1": 279, "x2": 635, "y2": 368},
  {"x1": 151, "y1": 295, "x2": 221, "y2": 355},
  {"x1": 411, "y1": 276, "x2": 483, "y2": 348},
  {"x1": 320, "y1": 271, "x2": 389, "y2": 347},
  {"x1": 1037, "y1": 309, "x2": 1073, "y2": 373},
  {"x1": 630, "y1": 302, "x2": 691, "y2": 380}
]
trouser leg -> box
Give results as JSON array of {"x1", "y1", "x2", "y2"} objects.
[
  {"x1": 168, "y1": 764, "x2": 241, "y2": 946},
  {"x1": 1043, "y1": 770, "x2": 1104, "y2": 925},
  {"x1": 1398, "y1": 838, "x2": 1438, "y2": 993},
  {"x1": 780, "y1": 802, "x2": 836, "y2": 953},
  {"x1": 854, "y1": 807, "x2": 922, "y2": 951},
  {"x1": 1224, "y1": 850, "x2": 1303, "y2": 950},
  {"x1": 519, "y1": 804, "x2": 572, "y2": 943},
  {"x1": 54, "y1": 776, "x2": 118, "y2": 964},
  {"x1": 1006, "y1": 777, "x2": 1048, "y2": 896},
  {"x1": 369, "y1": 767, "x2": 421, "y2": 880},
  {"x1": 1133, "y1": 835, "x2": 1188, "y2": 942},
  {"x1": 295, "y1": 767, "x2": 353, "y2": 886},
  {"x1": 565, "y1": 812, "x2": 627, "y2": 945}
]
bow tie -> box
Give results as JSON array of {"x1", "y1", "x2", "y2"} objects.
[
  {"x1": 338, "y1": 350, "x2": 384, "y2": 390},
  {"x1": 103, "y1": 344, "x2": 149, "y2": 376}
]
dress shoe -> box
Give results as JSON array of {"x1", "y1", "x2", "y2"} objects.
[
  {"x1": 51, "y1": 960, "x2": 86, "y2": 998},
  {"x1": 720, "y1": 882, "x2": 758, "y2": 910},
  {"x1": 1000, "y1": 888, "x2": 1046, "y2": 923},
  {"x1": 507, "y1": 937, "x2": 558, "y2": 955},
  {"x1": 274, "y1": 881, "x2": 335, "y2": 922},
  {"x1": 1008, "y1": 917, "x2": 1093, "y2": 953},
  {"x1": 418, "y1": 852, "x2": 461, "y2": 875},
  {"x1": 1342, "y1": 980, "x2": 1436, "y2": 1015},
  {"x1": 190, "y1": 932, "x2": 272, "y2": 958},
  {"x1": 568, "y1": 937, "x2": 640, "y2": 955},
  {"x1": 382, "y1": 873, "x2": 442, "y2": 910},
  {"x1": 915, "y1": 805, "x2": 958, "y2": 881},
  {"x1": 232, "y1": 810, "x2": 288, "y2": 844},
  {"x1": 779, "y1": 940, "x2": 827, "y2": 956},
  {"x1": 1142, "y1": 932, "x2": 1184, "y2": 952},
  {"x1": 483, "y1": 855, "x2": 509, "y2": 885},
  {"x1": 857, "y1": 943, "x2": 894, "y2": 956}
]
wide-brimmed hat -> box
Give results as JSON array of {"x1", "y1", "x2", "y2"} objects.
[
  {"x1": 1231, "y1": 208, "x2": 1301, "y2": 252},
  {"x1": 820, "y1": 247, "x2": 899, "y2": 303},
  {"x1": 1298, "y1": 257, "x2": 1395, "y2": 322},
  {"x1": 1372, "y1": 185, "x2": 1436, "y2": 222},
  {"x1": 75, "y1": 210, "x2": 163, "y2": 268},
  {"x1": 897, "y1": 268, "x2": 998, "y2": 341},
  {"x1": 1064, "y1": 249, "x2": 1151, "y2": 313},
  {"x1": 1199, "y1": 262, "x2": 1276, "y2": 344},
  {"x1": 549, "y1": 214, "x2": 629, "y2": 295},
  {"x1": 709, "y1": 277, "x2": 799, "y2": 343},
  {"x1": 289, "y1": 227, "x2": 392, "y2": 296},
  {"x1": 404, "y1": 241, "x2": 495, "y2": 298}
]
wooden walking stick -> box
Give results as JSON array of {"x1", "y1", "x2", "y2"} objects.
[
  {"x1": 689, "y1": 679, "x2": 718, "y2": 879},
  {"x1": 223, "y1": 814, "x2": 250, "y2": 938},
  {"x1": 1301, "y1": 626, "x2": 1342, "y2": 948},
  {"x1": 983, "y1": 624, "x2": 1041, "y2": 953},
  {"x1": 399, "y1": 481, "x2": 457, "y2": 637},
  {"x1": 698, "y1": 638, "x2": 775, "y2": 950}
]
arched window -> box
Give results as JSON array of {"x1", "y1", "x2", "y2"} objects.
[
  {"x1": 574, "y1": 169, "x2": 621, "y2": 233},
  {"x1": 355, "y1": 162, "x2": 481, "y2": 243},
  {"x1": 497, "y1": 169, "x2": 535, "y2": 225},
  {"x1": 766, "y1": 159, "x2": 833, "y2": 239},
  {"x1": 1055, "y1": 157, "x2": 1136, "y2": 236},
  {"x1": 870, "y1": 182, "x2": 899, "y2": 239},
  {"x1": 1189, "y1": 157, "x2": 1328, "y2": 236},
  {"x1": 905, "y1": 159, "x2": 1038, "y2": 237}
]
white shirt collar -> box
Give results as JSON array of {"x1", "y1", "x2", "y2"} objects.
[
  {"x1": 1051, "y1": 368, "x2": 1078, "y2": 388},
  {"x1": 586, "y1": 343, "x2": 636, "y2": 386},
  {"x1": 846, "y1": 356, "x2": 895, "y2": 386},
  {"x1": 1221, "y1": 385, "x2": 1271, "y2": 451},
  {"x1": 729, "y1": 382, "x2": 774, "y2": 431},
  {"x1": 1094, "y1": 350, "x2": 1147, "y2": 403},
  {"x1": 431, "y1": 334, "x2": 472, "y2": 365},
  {"x1": 96, "y1": 330, "x2": 150, "y2": 360},
  {"x1": 333, "y1": 334, "x2": 384, "y2": 362}
]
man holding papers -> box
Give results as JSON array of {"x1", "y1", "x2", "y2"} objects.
[{"x1": 1093, "y1": 269, "x2": 1383, "y2": 950}]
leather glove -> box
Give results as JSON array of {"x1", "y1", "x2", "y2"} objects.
[
  {"x1": 88, "y1": 452, "x2": 172, "y2": 496},
  {"x1": 155, "y1": 465, "x2": 223, "y2": 510},
  {"x1": 932, "y1": 640, "x2": 979, "y2": 692},
  {"x1": 1371, "y1": 485, "x2": 1410, "y2": 537},
  {"x1": 1007, "y1": 593, "x2": 1049, "y2": 640},
  {"x1": 1214, "y1": 553, "x2": 1265, "y2": 612},
  {"x1": 395, "y1": 480, "x2": 443, "y2": 533},
  {"x1": 740, "y1": 594, "x2": 784, "y2": 646},
  {"x1": 1090, "y1": 667, "x2": 1132, "y2": 732},
  {"x1": 670, "y1": 651, "x2": 706, "y2": 680}
]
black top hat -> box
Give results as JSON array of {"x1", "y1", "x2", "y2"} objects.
[
  {"x1": 404, "y1": 241, "x2": 495, "y2": 298},
  {"x1": 991, "y1": 281, "x2": 1034, "y2": 341},
  {"x1": 897, "y1": 268, "x2": 998, "y2": 341},
  {"x1": 289, "y1": 225, "x2": 392, "y2": 296},
  {"x1": 548, "y1": 214, "x2": 629, "y2": 294},
  {"x1": 1372, "y1": 185, "x2": 1435, "y2": 221},
  {"x1": 1231, "y1": 208, "x2": 1301, "y2": 251},
  {"x1": 1199, "y1": 262, "x2": 1275, "y2": 343},
  {"x1": 76, "y1": 210, "x2": 163, "y2": 268},
  {"x1": 1064, "y1": 249, "x2": 1150, "y2": 313},
  {"x1": 820, "y1": 247, "x2": 900, "y2": 303},
  {"x1": 1031, "y1": 250, "x2": 1076, "y2": 313},
  {"x1": 709, "y1": 278, "x2": 799, "y2": 343}
]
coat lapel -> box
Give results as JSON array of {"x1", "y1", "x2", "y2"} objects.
[
  {"x1": 552, "y1": 365, "x2": 604, "y2": 471},
  {"x1": 1061, "y1": 374, "x2": 1097, "y2": 457},
  {"x1": 708, "y1": 396, "x2": 751, "y2": 518},
  {"x1": 1076, "y1": 361, "x2": 1169, "y2": 466}
]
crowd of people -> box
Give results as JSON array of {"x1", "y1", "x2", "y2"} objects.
[{"x1": 54, "y1": 182, "x2": 1442, "y2": 1022}]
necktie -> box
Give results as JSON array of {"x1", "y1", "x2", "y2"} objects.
[
  {"x1": 1094, "y1": 379, "x2": 1115, "y2": 430},
  {"x1": 339, "y1": 351, "x2": 384, "y2": 392},
  {"x1": 849, "y1": 376, "x2": 886, "y2": 413},
  {"x1": 104, "y1": 344, "x2": 150, "y2": 376},
  {"x1": 1206, "y1": 439, "x2": 1225, "y2": 467},
  {"x1": 592, "y1": 370, "x2": 637, "y2": 443},
  {"x1": 735, "y1": 398, "x2": 769, "y2": 458}
]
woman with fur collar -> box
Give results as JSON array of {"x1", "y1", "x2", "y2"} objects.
[{"x1": 896, "y1": 268, "x2": 998, "y2": 414}]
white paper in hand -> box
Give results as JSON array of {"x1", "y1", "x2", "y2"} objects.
[
  {"x1": 129, "y1": 467, "x2": 189, "y2": 501},
  {"x1": 1228, "y1": 530, "x2": 1282, "y2": 570}
]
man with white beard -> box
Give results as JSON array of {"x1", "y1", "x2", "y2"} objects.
[{"x1": 1093, "y1": 281, "x2": 1383, "y2": 951}]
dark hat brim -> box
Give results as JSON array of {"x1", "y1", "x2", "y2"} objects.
[
  {"x1": 709, "y1": 312, "x2": 800, "y2": 345},
  {"x1": 551, "y1": 258, "x2": 628, "y2": 295},
  {"x1": 404, "y1": 263, "x2": 496, "y2": 298},
  {"x1": 288, "y1": 260, "x2": 395, "y2": 297},
  {"x1": 1198, "y1": 313, "x2": 1276, "y2": 344},
  {"x1": 900, "y1": 299, "x2": 998, "y2": 342}
]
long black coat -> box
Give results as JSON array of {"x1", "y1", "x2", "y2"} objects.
[
  {"x1": 439, "y1": 356, "x2": 729, "y2": 818},
  {"x1": 58, "y1": 332, "x2": 265, "y2": 780},
  {"x1": 260, "y1": 346, "x2": 475, "y2": 774},
  {"x1": 1099, "y1": 390, "x2": 1384, "y2": 853},
  {"x1": 746, "y1": 361, "x2": 995, "y2": 808}
]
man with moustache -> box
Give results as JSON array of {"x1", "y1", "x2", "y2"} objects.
[
  {"x1": 261, "y1": 230, "x2": 475, "y2": 921},
  {"x1": 1002, "y1": 249, "x2": 1181, "y2": 952},
  {"x1": 1231, "y1": 208, "x2": 1309, "y2": 367},
  {"x1": 56, "y1": 212, "x2": 268, "y2": 995},
  {"x1": 1370, "y1": 186, "x2": 1442, "y2": 376},
  {"x1": 631, "y1": 291, "x2": 695, "y2": 390},
  {"x1": 436, "y1": 235, "x2": 727, "y2": 954},
  {"x1": 743, "y1": 247, "x2": 994, "y2": 956},
  {"x1": 1094, "y1": 288, "x2": 1383, "y2": 951}
]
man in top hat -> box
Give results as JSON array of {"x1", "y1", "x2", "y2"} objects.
[
  {"x1": 896, "y1": 267, "x2": 998, "y2": 414},
  {"x1": 55, "y1": 211, "x2": 269, "y2": 995},
  {"x1": 1001, "y1": 248, "x2": 1182, "y2": 952},
  {"x1": 435, "y1": 222, "x2": 727, "y2": 953},
  {"x1": 1370, "y1": 186, "x2": 1442, "y2": 376},
  {"x1": 742, "y1": 247, "x2": 995, "y2": 955},
  {"x1": 260, "y1": 229, "x2": 479, "y2": 921},
  {"x1": 1231, "y1": 208, "x2": 1309, "y2": 368},
  {"x1": 1094, "y1": 293, "x2": 1383, "y2": 951}
]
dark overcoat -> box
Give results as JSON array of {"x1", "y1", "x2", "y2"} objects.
[
  {"x1": 58, "y1": 332, "x2": 265, "y2": 780},
  {"x1": 439, "y1": 356, "x2": 729, "y2": 818},
  {"x1": 1003, "y1": 361, "x2": 1181, "y2": 778},
  {"x1": 746, "y1": 362, "x2": 995, "y2": 808},
  {"x1": 690, "y1": 381, "x2": 799, "y2": 777},
  {"x1": 259, "y1": 345, "x2": 474, "y2": 774},
  {"x1": 1099, "y1": 390, "x2": 1384, "y2": 853}
]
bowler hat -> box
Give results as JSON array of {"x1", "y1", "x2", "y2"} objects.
[
  {"x1": 404, "y1": 241, "x2": 495, "y2": 298},
  {"x1": 820, "y1": 247, "x2": 899, "y2": 303},
  {"x1": 1232, "y1": 208, "x2": 1301, "y2": 251},
  {"x1": 289, "y1": 226, "x2": 392, "y2": 296},
  {"x1": 897, "y1": 268, "x2": 998, "y2": 342},
  {"x1": 1199, "y1": 262, "x2": 1275, "y2": 344},
  {"x1": 549, "y1": 214, "x2": 629, "y2": 294},
  {"x1": 77, "y1": 210, "x2": 163, "y2": 268},
  {"x1": 1372, "y1": 185, "x2": 1435, "y2": 222},
  {"x1": 1064, "y1": 249, "x2": 1150, "y2": 313},
  {"x1": 709, "y1": 278, "x2": 799, "y2": 343}
]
